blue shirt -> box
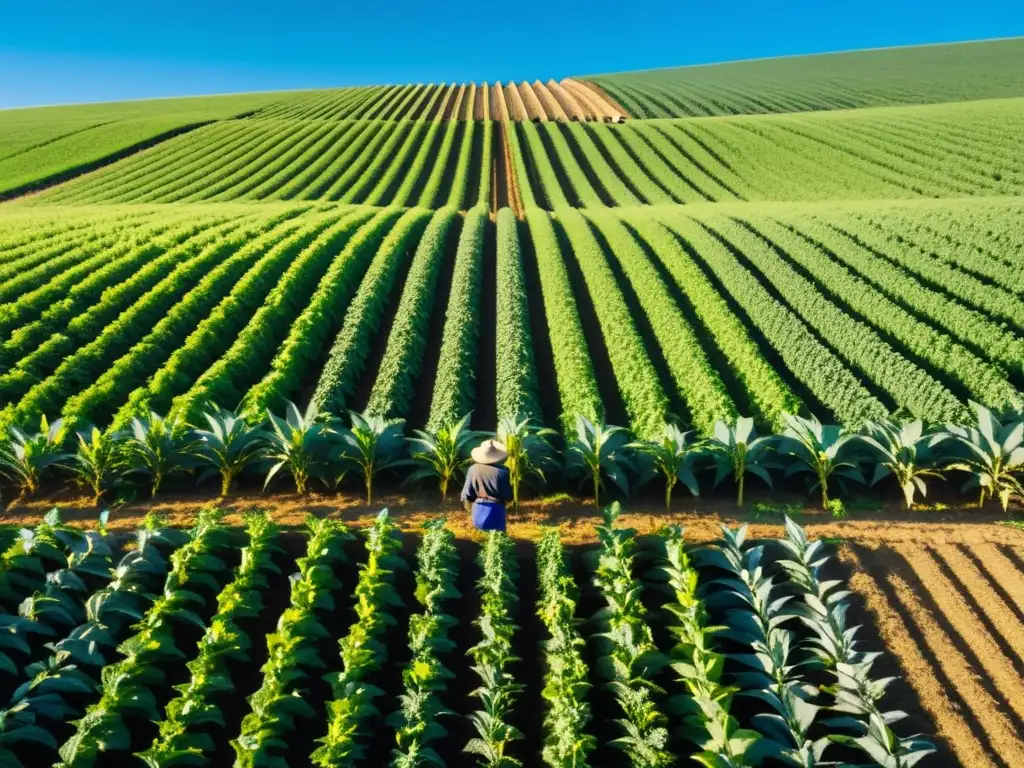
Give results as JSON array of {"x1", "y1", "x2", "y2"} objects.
[{"x1": 460, "y1": 463, "x2": 513, "y2": 504}]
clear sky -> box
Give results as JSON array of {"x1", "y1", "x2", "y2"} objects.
[{"x1": 2, "y1": 0, "x2": 1022, "y2": 109}]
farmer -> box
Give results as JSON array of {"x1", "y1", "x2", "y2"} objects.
[{"x1": 461, "y1": 439, "x2": 514, "y2": 532}]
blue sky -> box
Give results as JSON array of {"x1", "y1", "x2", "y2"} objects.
[{"x1": 1, "y1": 0, "x2": 1022, "y2": 109}]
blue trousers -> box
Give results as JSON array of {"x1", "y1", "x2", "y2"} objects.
[{"x1": 470, "y1": 500, "x2": 506, "y2": 532}]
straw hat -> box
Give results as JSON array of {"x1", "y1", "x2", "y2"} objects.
[{"x1": 471, "y1": 439, "x2": 508, "y2": 465}]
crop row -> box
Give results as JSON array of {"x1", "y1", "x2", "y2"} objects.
[{"x1": 36, "y1": 96, "x2": 1024, "y2": 209}]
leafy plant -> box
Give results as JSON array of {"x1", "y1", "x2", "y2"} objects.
[
  {"x1": 658, "y1": 525, "x2": 759, "y2": 766},
  {"x1": 138, "y1": 511, "x2": 280, "y2": 767},
  {"x1": 390, "y1": 518, "x2": 460, "y2": 766},
  {"x1": 708, "y1": 416, "x2": 776, "y2": 507},
  {"x1": 497, "y1": 416, "x2": 557, "y2": 514},
  {"x1": 407, "y1": 413, "x2": 484, "y2": 501},
  {"x1": 590, "y1": 503, "x2": 672, "y2": 767},
  {"x1": 535, "y1": 528, "x2": 595, "y2": 767},
  {"x1": 946, "y1": 400, "x2": 1024, "y2": 511},
  {"x1": 630, "y1": 424, "x2": 703, "y2": 512},
  {"x1": 122, "y1": 411, "x2": 197, "y2": 497},
  {"x1": 67, "y1": 427, "x2": 126, "y2": 505},
  {"x1": 191, "y1": 403, "x2": 267, "y2": 495},
  {"x1": 465, "y1": 531, "x2": 523, "y2": 768},
  {"x1": 263, "y1": 400, "x2": 333, "y2": 494},
  {"x1": 0, "y1": 416, "x2": 70, "y2": 496},
  {"x1": 566, "y1": 415, "x2": 632, "y2": 509},
  {"x1": 336, "y1": 411, "x2": 408, "y2": 504},
  {"x1": 232, "y1": 517, "x2": 353, "y2": 768},
  {"x1": 777, "y1": 413, "x2": 865, "y2": 509},
  {"x1": 778, "y1": 516, "x2": 936, "y2": 767},
  {"x1": 312, "y1": 509, "x2": 405, "y2": 764},
  {"x1": 861, "y1": 418, "x2": 949, "y2": 509}
]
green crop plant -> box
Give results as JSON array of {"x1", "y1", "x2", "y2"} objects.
[
  {"x1": 232, "y1": 516, "x2": 353, "y2": 768},
  {"x1": 465, "y1": 530, "x2": 523, "y2": 767},
  {"x1": 946, "y1": 400, "x2": 1024, "y2": 510},
  {"x1": 566, "y1": 415, "x2": 632, "y2": 508},
  {"x1": 861, "y1": 418, "x2": 950, "y2": 509},
  {"x1": 121, "y1": 411, "x2": 197, "y2": 497},
  {"x1": 497, "y1": 416, "x2": 557, "y2": 514},
  {"x1": 407, "y1": 413, "x2": 485, "y2": 501},
  {"x1": 190, "y1": 404, "x2": 268, "y2": 496},
  {"x1": 535, "y1": 529, "x2": 594, "y2": 767},
  {"x1": 389, "y1": 518, "x2": 460, "y2": 766},
  {"x1": 778, "y1": 413, "x2": 866, "y2": 510},
  {"x1": 630, "y1": 424, "x2": 703, "y2": 512},
  {"x1": 708, "y1": 417, "x2": 777, "y2": 507},
  {"x1": 262, "y1": 400, "x2": 333, "y2": 494},
  {"x1": 312, "y1": 510, "x2": 405, "y2": 765},
  {"x1": 67, "y1": 426, "x2": 127, "y2": 505},
  {"x1": 0, "y1": 415, "x2": 69, "y2": 496},
  {"x1": 336, "y1": 411, "x2": 408, "y2": 505},
  {"x1": 589, "y1": 502, "x2": 672, "y2": 767}
]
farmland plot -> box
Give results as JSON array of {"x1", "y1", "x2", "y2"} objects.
[{"x1": 4, "y1": 505, "x2": 995, "y2": 767}]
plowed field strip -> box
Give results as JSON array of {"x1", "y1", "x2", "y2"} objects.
[
  {"x1": 933, "y1": 544, "x2": 1024, "y2": 669},
  {"x1": 900, "y1": 544, "x2": 1024, "y2": 726},
  {"x1": 876, "y1": 544, "x2": 1024, "y2": 765},
  {"x1": 966, "y1": 544, "x2": 1024, "y2": 622},
  {"x1": 838, "y1": 545, "x2": 994, "y2": 767}
]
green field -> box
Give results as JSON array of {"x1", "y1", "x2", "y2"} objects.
[{"x1": 2, "y1": 34, "x2": 1024, "y2": 768}]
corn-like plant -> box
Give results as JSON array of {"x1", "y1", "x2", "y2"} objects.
[
  {"x1": 312, "y1": 509, "x2": 405, "y2": 765},
  {"x1": 67, "y1": 426, "x2": 126, "y2": 505},
  {"x1": 122, "y1": 411, "x2": 197, "y2": 497},
  {"x1": 191, "y1": 403, "x2": 268, "y2": 495},
  {"x1": 630, "y1": 424, "x2": 703, "y2": 513},
  {"x1": 390, "y1": 518, "x2": 461, "y2": 766},
  {"x1": 536, "y1": 528, "x2": 595, "y2": 767},
  {"x1": 708, "y1": 417, "x2": 776, "y2": 507},
  {"x1": 465, "y1": 531, "x2": 523, "y2": 768},
  {"x1": 336, "y1": 411, "x2": 408, "y2": 504},
  {"x1": 945, "y1": 400, "x2": 1024, "y2": 510},
  {"x1": 56, "y1": 508, "x2": 231, "y2": 768},
  {"x1": 263, "y1": 400, "x2": 333, "y2": 494},
  {"x1": 590, "y1": 503, "x2": 672, "y2": 767},
  {"x1": 777, "y1": 517, "x2": 935, "y2": 767},
  {"x1": 232, "y1": 517, "x2": 353, "y2": 768},
  {"x1": 566, "y1": 415, "x2": 632, "y2": 508},
  {"x1": 139, "y1": 511, "x2": 280, "y2": 767},
  {"x1": 657, "y1": 526, "x2": 760, "y2": 766},
  {"x1": 698, "y1": 524, "x2": 828, "y2": 766},
  {"x1": 497, "y1": 416, "x2": 557, "y2": 514},
  {"x1": 407, "y1": 413, "x2": 486, "y2": 501},
  {"x1": 0, "y1": 416, "x2": 70, "y2": 496},
  {"x1": 777, "y1": 413, "x2": 865, "y2": 509},
  {"x1": 861, "y1": 418, "x2": 949, "y2": 509}
]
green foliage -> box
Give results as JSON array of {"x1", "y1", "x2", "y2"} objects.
[
  {"x1": 535, "y1": 529, "x2": 595, "y2": 767},
  {"x1": 335, "y1": 411, "x2": 408, "y2": 505},
  {"x1": 122, "y1": 411, "x2": 197, "y2": 497},
  {"x1": 497, "y1": 416, "x2": 557, "y2": 513},
  {"x1": 566, "y1": 416, "x2": 632, "y2": 508},
  {"x1": 407, "y1": 413, "x2": 484, "y2": 501},
  {"x1": 708, "y1": 417, "x2": 776, "y2": 507},
  {"x1": 630, "y1": 423, "x2": 703, "y2": 512},
  {"x1": 312, "y1": 509, "x2": 405, "y2": 765},
  {"x1": 465, "y1": 531, "x2": 523, "y2": 767},
  {"x1": 389, "y1": 518, "x2": 459, "y2": 765},
  {"x1": 190, "y1": 404, "x2": 267, "y2": 496},
  {"x1": 862, "y1": 418, "x2": 949, "y2": 509},
  {"x1": 232, "y1": 516, "x2": 353, "y2": 768},
  {"x1": 68, "y1": 426, "x2": 127, "y2": 504},
  {"x1": 778, "y1": 413, "x2": 866, "y2": 509},
  {"x1": 590, "y1": 503, "x2": 671, "y2": 767},
  {"x1": 946, "y1": 400, "x2": 1024, "y2": 511},
  {"x1": 263, "y1": 400, "x2": 333, "y2": 495},
  {"x1": 0, "y1": 416, "x2": 69, "y2": 496}
]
